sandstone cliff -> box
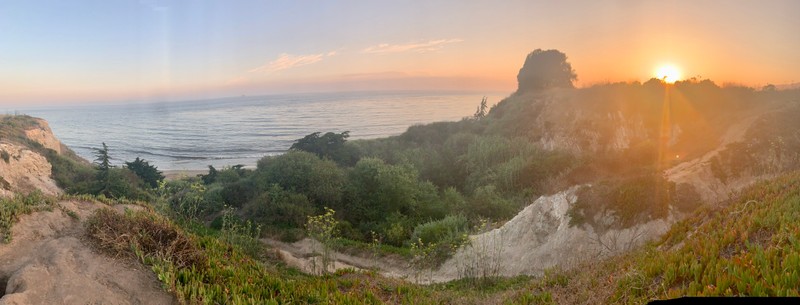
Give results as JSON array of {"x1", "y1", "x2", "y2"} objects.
[{"x1": 0, "y1": 116, "x2": 65, "y2": 197}]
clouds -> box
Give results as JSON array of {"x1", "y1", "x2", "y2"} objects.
[
  {"x1": 250, "y1": 52, "x2": 335, "y2": 73},
  {"x1": 247, "y1": 38, "x2": 462, "y2": 76},
  {"x1": 362, "y1": 38, "x2": 463, "y2": 54},
  {"x1": 234, "y1": 38, "x2": 464, "y2": 85}
]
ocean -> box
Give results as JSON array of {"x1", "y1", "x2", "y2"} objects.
[{"x1": 20, "y1": 91, "x2": 507, "y2": 171}]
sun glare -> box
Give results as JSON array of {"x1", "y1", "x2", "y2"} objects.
[{"x1": 655, "y1": 65, "x2": 681, "y2": 83}]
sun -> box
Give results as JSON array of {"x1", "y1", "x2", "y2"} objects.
[{"x1": 655, "y1": 65, "x2": 681, "y2": 83}]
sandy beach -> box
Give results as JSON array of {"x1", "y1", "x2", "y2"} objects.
[{"x1": 162, "y1": 169, "x2": 208, "y2": 180}]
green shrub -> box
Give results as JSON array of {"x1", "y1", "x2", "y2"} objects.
[
  {"x1": 1, "y1": 149, "x2": 9, "y2": 163},
  {"x1": 469, "y1": 185, "x2": 516, "y2": 220},
  {"x1": 242, "y1": 184, "x2": 314, "y2": 230},
  {"x1": 0, "y1": 191, "x2": 54, "y2": 242},
  {"x1": 43, "y1": 149, "x2": 96, "y2": 194},
  {"x1": 219, "y1": 207, "x2": 264, "y2": 259},
  {"x1": 411, "y1": 214, "x2": 469, "y2": 245},
  {"x1": 99, "y1": 168, "x2": 153, "y2": 201},
  {"x1": 411, "y1": 214, "x2": 470, "y2": 266},
  {"x1": 256, "y1": 150, "x2": 344, "y2": 207},
  {"x1": 568, "y1": 173, "x2": 673, "y2": 229}
]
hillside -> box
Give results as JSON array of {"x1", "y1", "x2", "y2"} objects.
[
  {"x1": 0, "y1": 116, "x2": 177, "y2": 304},
  {"x1": 2, "y1": 50, "x2": 800, "y2": 303},
  {"x1": 505, "y1": 170, "x2": 800, "y2": 303},
  {"x1": 0, "y1": 115, "x2": 64, "y2": 197},
  {"x1": 4, "y1": 153, "x2": 798, "y2": 304}
]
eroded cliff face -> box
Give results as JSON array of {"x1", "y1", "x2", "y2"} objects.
[
  {"x1": 432, "y1": 187, "x2": 674, "y2": 282},
  {"x1": 0, "y1": 143, "x2": 60, "y2": 197},
  {"x1": 498, "y1": 91, "x2": 663, "y2": 157},
  {"x1": 537, "y1": 108, "x2": 652, "y2": 155},
  {"x1": 0, "y1": 117, "x2": 64, "y2": 197},
  {"x1": 23, "y1": 118, "x2": 63, "y2": 155}
]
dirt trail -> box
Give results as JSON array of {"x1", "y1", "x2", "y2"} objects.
[
  {"x1": 0, "y1": 201, "x2": 175, "y2": 305},
  {"x1": 262, "y1": 238, "x2": 416, "y2": 280}
]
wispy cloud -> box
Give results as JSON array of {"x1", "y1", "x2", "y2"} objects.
[
  {"x1": 362, "y1": 39, "x2": 463, "y2": 54},
  {"x1": 138, "y1": 0, "x2": 169, "y2": 12},
  {"x1": 250, "y1": 52, "x2": 335, "y2": 73}
]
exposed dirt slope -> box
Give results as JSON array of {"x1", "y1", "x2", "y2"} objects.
[
  {"x1": 432, "y1": 186, "x2": 674, "y2": 283},
  {"x1": 0, "y1": 142, "x2": 60, "y2": 198},
  {"x1": 0, "y1": 116, "x2": 65, "y2": 198},
  {"x1": 0, "y1": 201, "x2": 175, "y2": 305}
]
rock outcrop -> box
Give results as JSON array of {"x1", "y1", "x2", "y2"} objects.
[
  {"x1": 23, "y1": 118, "x2": 63, "y2": 154},
  {"x1": 0, "y1": 115, "x2": 68, "y2": 197},
  {"x1": 0, "y1": 142, "x2": 60, "y2": 197}
]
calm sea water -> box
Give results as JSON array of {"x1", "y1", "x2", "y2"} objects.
[{"x1": 20, "y1": 91, "x2": 506, "y2": 170}]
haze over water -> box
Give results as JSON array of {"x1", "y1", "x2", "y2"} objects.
[{"x1": 21, "y1": 91, "x2": 504, "y2": 170}]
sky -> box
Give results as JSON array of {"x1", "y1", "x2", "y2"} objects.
[{"x1": 1, "y1": 0, "x2": 799, "y2": 106}]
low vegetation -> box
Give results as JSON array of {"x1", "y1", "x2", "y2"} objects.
[
  {"x1": 0, "y1": 191, "x2": 54, "y2": 242},
  {"x1": 74, "y1": 171, "x2": 800, "y2": 303}
]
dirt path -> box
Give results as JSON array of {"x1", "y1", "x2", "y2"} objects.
[
  {"x1": 0, "y1": 201, "x2": 175, "y2": 305},
  {"x1": 261, "y1": 238, "x2": 417, "y2": 280}
]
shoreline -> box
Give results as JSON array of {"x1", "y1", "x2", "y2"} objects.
[{"x1": 162, "y1": 169, "x2": 208, "y2": 180}]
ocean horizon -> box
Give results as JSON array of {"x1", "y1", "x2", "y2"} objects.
[{"x1": 17, "y1": 90, "x2": 507, "y2": 171}]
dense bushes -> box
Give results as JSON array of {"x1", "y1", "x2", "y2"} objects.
[
  {"x1": 178, "y1": 131, "x2": 573, "y2": 248},
  {"x1": 568, "y1": 173, "x2": 674, "y2": 229},
  {"x1": 256, "y1": 151, "x2": 345, "y2": 206},
  {"x1": 411, "y1": 214, "x2": 469, "y2": 245},
  {"x1": 45, "y1": 149, "x2": 96, "y2": 194}
]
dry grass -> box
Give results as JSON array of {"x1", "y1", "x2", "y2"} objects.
[{"x1": 85, "y1": 208, "x2": 206, "y2": 269}]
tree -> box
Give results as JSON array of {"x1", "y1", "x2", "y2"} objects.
[
  {"x1": 93, "y1": 142, "x2": 114, "y2": 195},
  {"x1": 124, "y1": 157, "x2": 164, "y2": 188},
  {"x1": 201, "y1": 165, "x2": 218, "y2": 184},
  {"x1": 516, "y1": 49, "x2": 577, "y2": 93},
  {"x1": 473, "y1": 97, "x2": 488, "y2": 120},
  {"x1": 290, "y1": 131, "x2": 360, "y2": 166},
  {"x1": 94, "y1": 142, "x2": 113, "y2": 172}
]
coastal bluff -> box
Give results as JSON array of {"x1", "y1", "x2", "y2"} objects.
[{"x1": 0, "y1": 115, "x2": 63, "y2": 197}]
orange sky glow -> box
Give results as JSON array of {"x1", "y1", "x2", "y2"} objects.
[{"x1": 1, "y1": 1, "x2": 798, "y2": 106}]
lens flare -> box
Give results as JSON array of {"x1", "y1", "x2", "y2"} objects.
[{"x1": 655, "y1": 65, "x2": 681, "y2": 83}]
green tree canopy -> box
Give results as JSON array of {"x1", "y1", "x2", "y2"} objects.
[
  {"x1": 255, "y1": 151, "x2": 345, "y2": 207},
  {"x1": 290, "y1": 131, "x2": 360, "y2": 166},
  {"x1": 516, "y1": 49, "x2": 577, "y2": 93},
  {"x1": 124, "y1": 157, "x2": 164, "y2": 188},
  {"x1": 93, "y1": 142, "x2": 113, "y2": 172}
]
